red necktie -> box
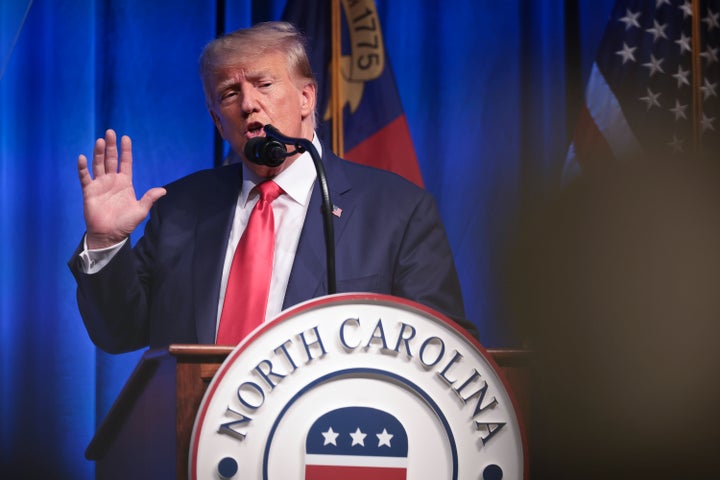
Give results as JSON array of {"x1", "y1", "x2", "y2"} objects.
[{"x1": 216, "y1": 180, "x2": 283, "y2": 345}]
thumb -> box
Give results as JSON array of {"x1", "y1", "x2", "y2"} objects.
[{"x1": 138, "y1": 187, "x2": 168, "y2": 212}]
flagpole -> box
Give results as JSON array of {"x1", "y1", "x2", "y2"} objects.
[
  {"x1": 691, "y1": 0, "x2": 703, "y2": 153},
  {"x1": 331, "y1": 0, "x2": 344, "y2": 156}
]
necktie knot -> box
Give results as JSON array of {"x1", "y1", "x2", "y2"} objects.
[{"x1": 256, "y1": 180, "x2": 283, "y2": 204}]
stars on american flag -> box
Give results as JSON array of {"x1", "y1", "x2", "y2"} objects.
[
  {"x1": 640, "y1": 87, "x2": 662, "y2": 110},
  {"x1": 617, "y1": 42, "x2": 637, "y2": 63},
  {"x1": 703, "y1": 7, "x2": 720, "y2": 29},
  {"x1": 702, "y1": 77, "x2": 718, "y2": 99},
  {"x1": 607, "y1": 0, "x2": 720, "y2": 154},
  {"x1": 564, "y1": 0, "x2": 720, "y2": 181},
  {"x1": 643, "y1": 53, "x2": 666, "y2": 75},
  {"x1": 647, "y1": 18, "x2": 670, "y2": 42},
  {"x1": 673, "y1": 65, "x2": 691, "y2": 87},
  {"x1": 620, "y1": 8, "x2": 642, "y2": 29}
]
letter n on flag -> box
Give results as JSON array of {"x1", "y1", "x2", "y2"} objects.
[{"x1": 282, "y1": 0, "x2": 424, "y2": 187}]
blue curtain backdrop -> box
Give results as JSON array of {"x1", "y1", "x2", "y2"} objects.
[{"x1": 0, "y1": 0, "x2": 614, "y2": 476}]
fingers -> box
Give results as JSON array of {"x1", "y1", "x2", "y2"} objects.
[
  {"x1": 91, "y1": 135, "x2": 107, "y2": 178},
  {"x1": 118, "y1": 134, "x2": 133, "y2": 175},
  {"x1": 77, "y1": 154, "x2": 92, "y2": 188},
  {"x1": 104, "y1": 129, "x2": 119, "y2": 174},
  {"x1": 87, "y1": 129, "x2": 135, "y2": 178}
]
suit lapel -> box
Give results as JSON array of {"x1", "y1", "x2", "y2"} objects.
[
  {"x1": 284, "y1": 152, "x2": 354, "y2": 308},
  {"x1": 192, "y1": 165, "x2": 242, "y2": 344}
]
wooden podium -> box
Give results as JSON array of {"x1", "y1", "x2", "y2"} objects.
[{"x1": 86, "y1": 344, "x2": 530, "y2": 479}]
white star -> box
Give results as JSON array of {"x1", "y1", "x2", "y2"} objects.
[
  {"x1": 643, "y1": 54, "x2": 665, "y2": 76},
  {"x1": 701, "y1": 113, "x2": 716, "y2": 133},
  {"x1": 619, "y1": 8, "x2": 641, "y2": 30},
  {"x1": 321, "y1": 427, "x2": 339, "y2": 446},
  {"x1": 615, "y1": 42, "x2": 637, "y2": 64},
  {"x1": 672, "y1": 65, "x2": 690, "y2": 88},
  {"x1": 701, "y1": 77, "x2": 718, "y2": 100},
  {"x1": 675, "y1": 33, "x2": 692, "y2": 54},
  {"x1": 646, "y1": 19, "x2": 668, "y2": 42},
  {"x1": 679, "y1": 0, "x2": 693, "y2": 18},
  {"x1": 376, "y1": 429, "x2": 393, "y2": 448},
  {"x1": 670, "y1": 99, "x2": 688, "y2": 121},
  {"x1": 656, "y1": 0, "x2": 671, "y2": 7},
  {"x1": 639, "y1": 88, "x2": 662, "y2": 110},
  {"x1": 667, "y1": 135, "x2": 684, "y2": 153},
  {"x1": 703, "y1": 8, "x2": 720, "y2": 31},
  {"x1": 350, "y1": 428, "x2": 367, "y2": 446},
  {"x1": 701, "y1": 46, "x2": 719, "y2": 65}
]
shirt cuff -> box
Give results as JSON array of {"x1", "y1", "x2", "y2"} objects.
[{"x1": 78, "y1": 235, "x2": 127, "y2": 274}]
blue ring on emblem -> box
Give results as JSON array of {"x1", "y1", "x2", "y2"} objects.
[{"x1": 262, "y1": 367, "x2": 458, "y2": 480}]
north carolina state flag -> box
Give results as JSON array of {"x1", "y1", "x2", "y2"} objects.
[
  {"x1": 283, "y1": 0, "x2": 424, "y2": 187},
  {"x1": 305, "y1": 407, "x2": 409, "y2": 480}
]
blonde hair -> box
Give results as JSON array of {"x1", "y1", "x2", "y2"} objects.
[{"x1": 199, "y1": 22, "x2": 317, "y2": 108}]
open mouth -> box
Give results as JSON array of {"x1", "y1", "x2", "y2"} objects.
[{"x1": 246, "y1": 121, "x2": 264, "y2": 137}]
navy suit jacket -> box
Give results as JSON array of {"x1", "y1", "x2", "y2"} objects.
[{"x1": 69, "y1": 151, "x2": 474, "y2": 353}]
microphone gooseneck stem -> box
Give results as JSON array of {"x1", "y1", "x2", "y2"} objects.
[{"x1": 263, "y1": 125, "x2": 337, "y2": 295}]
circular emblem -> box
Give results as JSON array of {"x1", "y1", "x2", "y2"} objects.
[{"x1": 190, "y1": 293, "x2": 527, "y2": 479}]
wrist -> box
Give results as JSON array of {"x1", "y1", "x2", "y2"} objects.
[{"x1": 86, "y1": 232, "x2": 128, "y2": 250}]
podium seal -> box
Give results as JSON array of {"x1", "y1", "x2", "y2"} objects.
[{"x1": 190, "y1": 293, "x2": 527, "y2": 479}]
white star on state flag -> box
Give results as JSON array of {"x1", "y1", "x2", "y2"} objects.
[
  {"x1": 350, "y1": 428, "x2": 367, "y2": 446},
  {"x1": 321, "y1": 427, "x2": 339, "y2": 446},
  {"x1": 376, "y1": 428, "x2": 394, "y2": 448}
]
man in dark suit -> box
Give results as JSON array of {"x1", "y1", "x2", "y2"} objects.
[{"x1": 69, "y1": 22, "x2": 475, "y2": 353}]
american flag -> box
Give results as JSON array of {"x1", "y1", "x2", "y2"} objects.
[
  {"x1": 564, "y1": 0, "x2": 720, "y2": 180},
  {"x1": 304, "y1": 406, "x2": 408, "y2": 480}
]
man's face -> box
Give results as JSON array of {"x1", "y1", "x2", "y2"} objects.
[{"x1": 207, "y1": 51, "x2": 316, "y2": 177}]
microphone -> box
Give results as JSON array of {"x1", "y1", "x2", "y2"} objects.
[{"x1": 243, "y1": 136, "x2": 289, "y2": 167}]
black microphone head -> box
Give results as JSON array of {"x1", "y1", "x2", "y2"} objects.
[{"x1": 244, "y1": 136, "x2": 287, "y2": 167}]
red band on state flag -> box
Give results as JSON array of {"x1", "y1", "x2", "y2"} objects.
[{"x1": 344, "y1": 115, "x2": 423, "y2": 187}]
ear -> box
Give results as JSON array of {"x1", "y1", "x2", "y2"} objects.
[
  {"x1": 300, "y1": 82, "x2": 317, "y2": 119},
  {"x1": 209, "y1": 110, "x2": 226, "y2": 139}
]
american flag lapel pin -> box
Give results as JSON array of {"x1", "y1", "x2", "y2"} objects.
[{"x1": 332, "y1": 204, "x2": 342, "y2": 218}]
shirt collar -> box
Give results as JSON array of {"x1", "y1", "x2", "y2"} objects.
[{"x1": 240, "y1": 133, "x2": 321, "y2": 207}]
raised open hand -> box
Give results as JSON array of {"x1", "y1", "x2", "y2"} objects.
[{"x1": 77, "y1": 129, "x2": 167, "y2": 249}]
